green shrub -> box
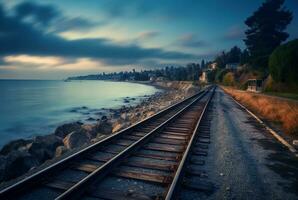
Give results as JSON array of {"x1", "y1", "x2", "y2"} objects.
[
  {"x1": 223, "y1": 72, "x2": 235, "y2": 86},
  {"x1": 269, "y1": 39, "x2": 298, "y2": 84},
  {"x1": 215, "y1": 69, "x2": 228, "y2": 83}
]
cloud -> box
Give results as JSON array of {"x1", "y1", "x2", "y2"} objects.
[
  {"x1": 4, "y1": 55, "x2": 64, "y2": 66},
  {"x1": 222, "y1": 25, "x2": 245, "y2": 41},
  {"x1": 100, "y1": 0, "x2": 201, "y2": 21},
  {"x1": 53, "y1": 17, "x2": 101, "y2": 33},
  {"x1": 14, "y1": 1, "x2": 59, "y2": 26},
  {"x1": 137, "y1": 31, "x2": 159, "y2": 41},
  {"x1": 0, "y1": 3, "x2": 196, "y2": 66},
  {"x1": 13, "y1": 1, "x2": 100, "y2": 33},
  {"x1": 2, "y1": 55, "x2": 103, "y2": 71},
  {"x1": 174, "y1": 34, "x2": 208, "y2": 48}
]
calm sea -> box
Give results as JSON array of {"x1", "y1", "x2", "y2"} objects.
[{"x1": 0, "y1": 80, "x2": 158, "y2": 147}]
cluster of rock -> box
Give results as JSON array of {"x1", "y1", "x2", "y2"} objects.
[
  {"x1": 0, "y1": 81, "x2": 200, "y2": 184},
  {"x1": 0, "y1": 119, "x2": 112, "y2": 183}
]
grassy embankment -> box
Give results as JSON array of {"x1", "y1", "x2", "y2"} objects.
[
  {"x1": 222, "y1": 87, "x2": 298, "y2": 135},
  {"x1": 263, "y1": 92, "x2": 298, "y2": 101}
]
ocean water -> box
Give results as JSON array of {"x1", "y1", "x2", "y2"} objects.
[{"x1": 0, "y1": 80, "x2": 158, "y2": 147}]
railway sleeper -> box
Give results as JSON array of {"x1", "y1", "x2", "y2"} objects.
[
  {"x1": 70, "y1": 162, "x2": 99, "y2": 173},
  {"x1": 186, "y1": 167, "x2": 208, "y2": 178},
  {"x1": 192, "y1": 149, "x2": 208, "y2": 156},
  {"x1": 134, "y1": 152, "x2": 180, "y2": 161},
  {"x1": 144, "y1": 143, "x2": 185, "y2": 153},
  {"x1": 159, "y1": 134, "x2": 188, "y2": 140},
  {"x1": 123, "y1": 135, "x2": 142, "y2": 141},
  {"x1": 194, "y1": 143, "x2": 209, "y2": 149},
  {"x1": 190, "y1": 157, "x2": 205, "y2": 165},
  {"x1": 112, "y1": 169, "x2": 172, "y2": 184},
  {"x1": 45, "y1": 179, "x2": 74, "y2": 191},
  {"x1": 152, "y1": 138, "x2": 187, "y2": 145},
  {"x1": 123, "y1": 160, "x2": 177, "y2": 171},
  {"x1": 161, "y1": 131, "x2": 190, "y2": 137}
]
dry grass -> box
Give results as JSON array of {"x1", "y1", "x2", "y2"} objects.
[{"x1": 222, "y1": 87, "x2": 298, "y2": 135}]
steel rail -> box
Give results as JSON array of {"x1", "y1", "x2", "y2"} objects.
[
  {"x1": 164, "y1": 86, "x2": 215, "y2": 200},
  {"x1": 0, "y1": 88, "x2": 208, "y2": 199},
  {"x1": 55, "y1": 88, "x2": 212, "y2": 200}
]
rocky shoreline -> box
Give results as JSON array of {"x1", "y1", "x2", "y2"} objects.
[{"x1": 0, "y1": 81, "x2": 200, "y2": 185}]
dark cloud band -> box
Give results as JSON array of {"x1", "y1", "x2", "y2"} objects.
[{"x1": 0, "y1": 2, "x2": 196, "y2": 66}]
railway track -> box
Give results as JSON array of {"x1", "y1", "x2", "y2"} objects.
[{"x1": 0, "y1": 86, "x2": 214, "y2": 200}]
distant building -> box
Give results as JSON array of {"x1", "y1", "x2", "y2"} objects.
[
  {"x1": 225, "y1": 63, "x2": 239, "y2": 70},
  {"x1": 149, "y1": 74, "x2": 156, "y2": 82},
  {"x1": 247, "y1": 79, "x2": 263, "y2": 92},
  {"x1": 199, "y1": 71, "x2": 208, "y2": 83},
  {"x1": 156, "y1": 76, "x2": 166, "y2": 81},
  {"x1": 149, "y1": 77, "x2": 155, "y2": 82},
  {"x1": 210, "y1": 62, "x2": 217, "y2": 70}
]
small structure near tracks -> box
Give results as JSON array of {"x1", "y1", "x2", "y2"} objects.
[{"x1": 247, "y1": 79, "x2": 262, "y2": 92}]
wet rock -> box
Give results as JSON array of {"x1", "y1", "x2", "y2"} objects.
[
  {"x1": 54, "y1": 122, "x2": 82, "y2": 138},
  {"x1": 63, "y1": 129, "x2": 89, "y2": 149},
  {"x1": 112, "y1": 121, "x2": 130, "y2": 133},
  {"x1": 94, "y1": 120, "x2": 112, "y2": 135},
  {"x1": 101, "y1": 116, "x2": 108, "y2": 121},
  {"x1": 146, "y1": 111, "x2": 155, "y2": 118},
  {"x1": 27, "y1": 143, "x2": 52, "y2": 163},
  {"x1": 27, "y1": 135, "x2": 62, "y2": 162},
  {"x1": 87, "y1": 117, "x2": 95, "y2": 121},
  {"x1": 4, "y1": 150, "x2": 39, "y2": 181},
  {"x1": 0, "y1": 139, "x2": 32, "y2": 156},
  {"x1": 120, "y1": 113, "x2": 128, "y2": 120},
  {"x1": 55, "y1": 146, "x2": 67, "y2": 157},
  {"x1": 81, "y1": 124, "x2": 97, "y2": 139},
  {"x1": 36, "y1": 135, "x2": 63, "y2": 151}
]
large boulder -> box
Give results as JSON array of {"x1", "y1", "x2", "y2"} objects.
[
  {"x1": 94, "y1": 120, "x2": 112, "y2": 135},
  {"x1": 54, "y1": 122, "x2": 82, "y2": 138},
  {"x1": 55, "y1": 146, "x2": 68, "y2": 157},
  {"x1": 81, "y1": 124, "x2": 97, "y2": 139},
  {"x1": 0, "y1": 139, "x2": 32, "y2": 155},
  {"x1": 4, "y1": 150, "x2": 39, "y2": 181},
  {"x1": 63, "y1": 129, "x2": 90, "y2": 149},
  {"x1": 27, "y1": 135, "x2": 62, "y2": 162},
  {"x1": 112, "y1": 120, "x2": 130, "y2": 133}
]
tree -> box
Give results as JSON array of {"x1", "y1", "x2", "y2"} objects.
[
  {"x1": 269, "y1": 39, "x2": 298, "y2": 84},
  {"x1": 244, "y1": 0, "x2": 292, "y2": 69},
  {"x1": 215, "y1": 51, "x2": 228, "y2": 68},
  {"x1": 223, "y1": 72, "x2": 235, "y2": 86},
  {"x1": 240, "y1": 49, "x2": 250, "y2": 65},
  {"x1": 201, "y1": 60, "x2": 205, "y2": 69},
  {"x1": 227, "y1": 46, "x2": 242, "y2": 63}
]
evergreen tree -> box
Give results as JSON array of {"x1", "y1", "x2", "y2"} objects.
[
  {"x1": 240, "y1": 49, "x2": 250, "y2": 65},
  {"x1": 201, "y1": 60, "x2": 205, "y2": 69},
  {"x1": 227, "y1": 46, "x2": 241, "y2": 63},
  {"x1": 244, "y1": 0, "x2": 292, "y2": 69}
]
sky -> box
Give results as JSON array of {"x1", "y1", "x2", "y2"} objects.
[{"x1": 0, "y1": 0, "x2": 297, "y2": 80}]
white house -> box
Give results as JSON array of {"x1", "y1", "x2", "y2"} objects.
[{"x1": 199, "y1": 71, "x2": 208, "y2": 83}]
